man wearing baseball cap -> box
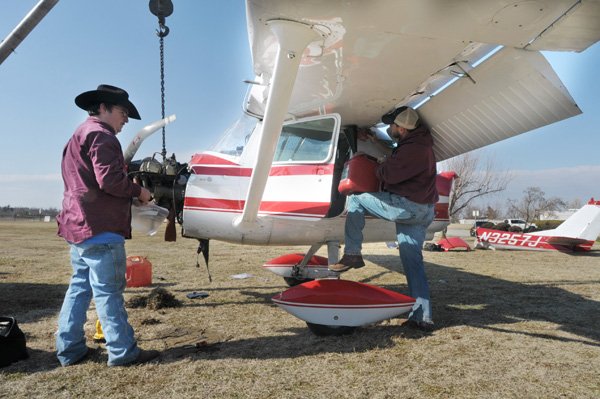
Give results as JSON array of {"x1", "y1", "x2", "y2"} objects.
[
  {"x1": 56, "y1": 85, "x2": 159, "y2": 366},
  {"x1": 330, "y1": 106, "x2": 438, "y2": 332}
]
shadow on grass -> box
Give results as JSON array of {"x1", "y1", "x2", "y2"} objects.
[
  {"x1": 1, "y1": 346, "x2": 109, "y2": 374},
  {"x1": 0, "y1": 283, "x2": 67, "y2": 319},
  {"x1": 366, "y1": 253, "x2": 600, "y2": 347},
  {"x1": 157, "y1": 323, "x2": 428, "y2": 364}
]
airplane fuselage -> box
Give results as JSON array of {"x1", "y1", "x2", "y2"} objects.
[{"x1": 182, "y1": 150, "x2": 453, "y2": 246}]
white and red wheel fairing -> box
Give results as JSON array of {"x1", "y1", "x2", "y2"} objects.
[{"x1": 272, "y1": 279, "x2": 415, "y2": 327}]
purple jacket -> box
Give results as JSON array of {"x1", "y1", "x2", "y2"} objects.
[
  {"x1": 57, "y1": 117, "x2": 142, "y2": 243},
  {"x1": 376, "y1": 125, "x2": 439, "y2": 204}
]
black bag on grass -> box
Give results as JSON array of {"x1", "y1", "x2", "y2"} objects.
[{"x1": 0, "y1": 316, "x2": 29, "y2": 367}]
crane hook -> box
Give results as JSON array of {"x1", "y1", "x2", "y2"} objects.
[{"x1": 157, "y1": 24, "x2": 169, "y2": 37}]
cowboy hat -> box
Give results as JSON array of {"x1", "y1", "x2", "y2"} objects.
[{"x1": 75, "y1": 84, "x2": 141, "y2": 120}]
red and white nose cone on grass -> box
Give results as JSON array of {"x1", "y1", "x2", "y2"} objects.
[{"x1": 272, "y1": 279, "x2": 415, "y2": 327}]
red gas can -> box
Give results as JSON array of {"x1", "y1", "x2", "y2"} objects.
[
  {"x1": 126, "y1": 256, "x2": 152, "y2": 287},
  {"x1": 338, "y1": 154, "x2": 380, "y2": 195}
]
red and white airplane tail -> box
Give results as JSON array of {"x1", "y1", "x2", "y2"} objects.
[
  {"x1": 531, "y1": 198, "x2": 600, "y2": 250},
  {"x1": 476, "y1": 199, "x2": 600, "y2": 252}
]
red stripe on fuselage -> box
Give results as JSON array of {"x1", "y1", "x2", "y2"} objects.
[
  {"x1": 184, "y1": 197, "x2": 330, "y2": 216},
  {"x1": 192, "y1": 166, "x2": 252, "y2": 176},
  {"x1": 190, "y1": 153, "x2": 239, "y2": 165},
  {"x1": 190, "y1": 163, "x2": 335, "y2": 177}
]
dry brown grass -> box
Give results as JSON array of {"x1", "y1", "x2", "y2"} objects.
[{"x1": 1, "y1": 220, "x2": 599, "y2": 398}]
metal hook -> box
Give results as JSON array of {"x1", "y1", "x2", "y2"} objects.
[{"x1": 156, "y1": 23, "x2": 170, "y2": 37}]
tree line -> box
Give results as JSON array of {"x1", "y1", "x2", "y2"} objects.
[
  {"x1": 0, "y1": 205, "x2": 60, "y2": 220},
  {"x1": 444, "y1": 153, "x2": 584, "y2": 226}
]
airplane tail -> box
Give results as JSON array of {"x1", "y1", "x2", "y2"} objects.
[{"x1": 535, "y1": 199, "x2": 600, "y2": 241}]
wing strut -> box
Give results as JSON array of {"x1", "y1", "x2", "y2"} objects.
[
  {"x1": 233, "y1": 20, "x2": 321, "y2": 229},
  {"x1": 0, "y1": 0, "x2": 59, "y2": 65}
]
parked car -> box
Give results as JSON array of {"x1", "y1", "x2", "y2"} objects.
[{"x1": 503, "y1": 219, "x2": 537, "y2": 231}]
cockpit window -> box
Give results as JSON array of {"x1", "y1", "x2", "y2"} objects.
[
  {"x1": 274, "y1": 117, "x2": 336, "y2": 163},
  {"x1": 210, "y1": 114, "x2": 258, "y2": 156}
]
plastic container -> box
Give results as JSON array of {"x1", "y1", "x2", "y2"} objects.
[
  {"x1": 126, "y1": 256, "x2": 152, "y2": 287},
  {"x1": 337, "y1": 154, "x2": 380, "y2": 195},
  {"x1": 131, "y1": 202, "x2": 169, "y2": 236}
]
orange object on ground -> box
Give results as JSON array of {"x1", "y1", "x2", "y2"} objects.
[{"x1": 126, "y1": 256, "x2": 152, "y2": 287}]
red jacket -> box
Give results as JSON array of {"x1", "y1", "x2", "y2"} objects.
[
  {"x1": 376, "y1": 125, "x2": 439, "y2": 204},
  {"x1": 57, "y1": 117, "x2": 142, "y2": 243}
]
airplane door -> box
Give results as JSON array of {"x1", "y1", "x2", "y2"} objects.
[{"x1": 261, "y1": 114, "x2": 341, "y2": 220}]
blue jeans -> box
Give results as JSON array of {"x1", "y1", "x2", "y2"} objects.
[
  {"x1": 344, "y1": 192, "x2": 435, "y2": 323},
  {"x1": 56, "y1": 242, "x2": 139, "y2": 366}
]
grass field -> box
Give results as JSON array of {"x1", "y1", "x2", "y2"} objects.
[{"x1": 1, "y1": 220, "x2": 599, "y2": 398}]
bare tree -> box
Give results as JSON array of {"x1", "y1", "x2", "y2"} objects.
[
  {"x1": 484, "y1": 204, "x2": 501, "y2": 220},
  {"x1": 507, "y1": 186, "x2": 566, "y2": 225},
  {"x1": 442, "y1": 152, "x2": 512, "y2": 222}
]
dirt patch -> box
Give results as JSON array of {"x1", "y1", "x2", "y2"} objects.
[{"x1": 127, "y1": 287, "x2": 182, "y2": 310}]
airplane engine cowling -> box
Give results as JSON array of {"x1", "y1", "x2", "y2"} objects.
[{"x1": 128, "y1": 155, "x2": 189, "y2": 227}]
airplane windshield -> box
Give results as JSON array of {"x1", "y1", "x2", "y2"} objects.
[
  {"x1": 210, "y1": 114, "x2": 258, "y2": 156},
  {"x1": 210, "y1": 114, "x2": 336, "y2": 163}
]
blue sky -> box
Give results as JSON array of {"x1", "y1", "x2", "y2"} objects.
[{"x1": 1, "y1": 1, "x2": 599, "y2": 209}]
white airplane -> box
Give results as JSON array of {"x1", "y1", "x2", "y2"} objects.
[
  {"x1": 476, "y1": 199, "x2": 600, "y2": 252},
  {"x1": 126, "y1": 1, "x2": 600, "y2": 333}
]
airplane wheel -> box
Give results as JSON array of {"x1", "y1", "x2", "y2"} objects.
[
  {"x1": 283, "y1": 277, "x2": 314, "y2": 287},
  {"x1": 306, "y1": 322, "x2": 356, "y2": 336}
]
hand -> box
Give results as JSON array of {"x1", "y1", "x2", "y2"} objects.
[
  {"x1": 137, "y1": 187, "x2": 153, "y2": 204},
  {"x1": 357, "y1": 127, "x2": 375, "y2": 142}
]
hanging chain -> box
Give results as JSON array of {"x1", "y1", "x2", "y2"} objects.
[
  {"x1": 149, "y1": 0, "x2": 173, "y2": 163},
  {"x1": 158, "y1": 28, "x2": 166, "y2": 161}
]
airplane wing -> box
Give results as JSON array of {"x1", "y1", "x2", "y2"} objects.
[
  {"x1": 237, "y1": 0, "x2": 600, "y2": 225},
  {"x1": 244, "y1": 0, "x2": 600, "y2": 160}
]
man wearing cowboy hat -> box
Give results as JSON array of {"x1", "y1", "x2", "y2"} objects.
[
  {"x1": 56, "y1": 85, "x2": 159, "y2": 366},
  {"x1": 329, "y1": 106, "x2": 438, "y2": 332}
]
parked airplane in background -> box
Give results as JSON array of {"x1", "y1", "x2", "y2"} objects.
[{"x1": 475, "y1": 199, "x2": 600, "y2": 252}]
